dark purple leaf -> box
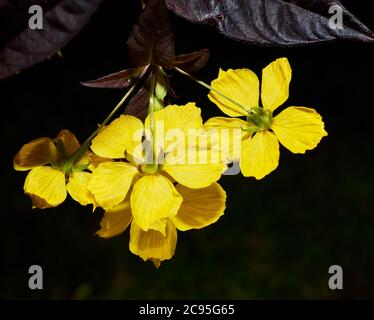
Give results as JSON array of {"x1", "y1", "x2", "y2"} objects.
[
  {"x1": 174, "y1": 49, "x2": 210, "y2": 73},
  {"x1": 127, "y1": 0, "x2": 175, "y2": 68},
  {"x1": 81, "y1": 67, "x2": 143, "y2": 89},
  {"x1": 124, "y1": 85, "x2": 149, "y2": 121},
  {"x1": 165, "y1": 0, "x2": 374, "y2": 45},
  {"x1": 0, "y1": 0, "x2": 104, "y2": 80}
]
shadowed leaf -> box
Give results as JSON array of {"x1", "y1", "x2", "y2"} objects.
[
  {"x1": 0, "y1": 0, "x2": 104, "y2": 80},
  {"x1": 127, "y1": 0, "x2": 175, "y2": 68},
  {"x1": 174, "y1": 49, "x2": 210, "y2": 73},
  {"x1": 124, "y1": 85, "x2": 149, "y2": 121},
  {"x1": 165, "y1": 0, "x2": 374, "y2": 45},
  {"x1": 81, "y1": 68, "x2": 143, "y2": 89}
]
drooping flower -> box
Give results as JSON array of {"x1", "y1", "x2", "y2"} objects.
[
  {"x1": 205, "y1": 57, "x2": 328, "y2": 179},
  {"x1": 88, "y1": 103, "x2": 224, "y2": 237},
  {"x1": 97, "y1": 182, "x2": 226, "y2": 267},
  {"x1": 14, "y1": 130, "x2": 100, "y2": 209}
]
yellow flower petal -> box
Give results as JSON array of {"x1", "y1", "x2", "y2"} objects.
[
  {"x1": 204, "y1": 117, "x2": 248, "y2": 162},
  {"x1": 163, "y1": 162, "x2": 223, "y2": 189},
  {"x1": 24, "y1": 166, "x2": 67, "y2": 208},
  {"x1": 240, "y1": 131, "x2": 280, "y2": 179},
  {"x1": 146, "y1": 103, "x2": 203, "y2": 135},
  {"x1": 145, "y1": 103, "x2": 204, "y2": 154},
  {"x1": 208, "y1": 68, "x2": 259, "y2": 117},
  {"x1": 147, "y1": 218, "x2": 169, "y2": 237},
  {"x1": 74, "y1": 151, "x2": 91, "y2": 167},
  {"x1": 66, "y1": 171, "x2": 96, "y2": 207},
  {"x1": 272, "y1": 107, "x2": 328, "y2": 154},
  {"x1": 204, "y1": 116, "x2": 248, "y2": 131},
  {"x1": 54, "y1": 130, "x2": 80, "y2": 157},
  {"x1": 87, "y1": 154, "x2": 111, "y2": 170},
  {"x1": 75, "y1": 151, "x2": 111, "y2": 172},
  {"x1": 217, "y1": 68, "x2": 226, "y2": 79},
  {"x1": 171, "y1": 183, "x2": 226, "y2": 231},
  {"x1": 131, "y1": 174, "x2": 182, "y2": 233},
  {"x1": 91, "y1": 115, "x2": 144, "y2": 159},
  {"x1": 96, "y1": 201, "x2": 133, "y2": 239},
  {"x1": 129, "y1": 220, "x2": 177, "y2": 263},
  {"x1": 14, "y1": 137, "x2": 58, "y2": 171},
  {"x1": 261, "y1": 57, "x2": 292, "y2": 111},
  {"x1": 88, "y1": 162, "x2": 139, "y2": 209}
]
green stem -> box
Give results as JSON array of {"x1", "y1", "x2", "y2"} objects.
[
  {"x1": 173, "y1": 66, "x2": 253, "y2": 114},
  {"x1": 64, "y1": 66, "x2": 148, "y2": 171},
  {"x1": 148, "y1": 66, "x2": 158, "y2": 163}
]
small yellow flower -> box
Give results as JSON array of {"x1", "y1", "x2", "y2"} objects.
[
  {"x1": 88, "y1": 103, "x2": 224, "y2": 236},
  {"x1": 96, "y1": 182, "x2": 226, "y2": 267},
  {"x1": 205, "y1": 57, "x2": 328, "y2": 179},
  {"x1": 14, "y1": 130, "x2": 99, "y2": 209}
]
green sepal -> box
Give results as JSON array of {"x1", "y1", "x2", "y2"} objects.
[
  {"x1": 62, "y1": 160, "x2": 74, "y2": 175},
  {"x1": 149, "y1": 67, "x2": 169, "y2": 112},
  {"x1": 155, "y1": 68, "x2": 168, "y2": 102},
  {"x1": 50, "y1": 159, "x2": 62, "y2": 170},
  {"x1": 246, "y1": 107, "x2": 273, "y2": 131},
  {"x1": 241, "y1": 126, "x2": 258, "y2": 134},
  {"x1": 141, "y1": 163, "x2": 159, "y2": 174}
]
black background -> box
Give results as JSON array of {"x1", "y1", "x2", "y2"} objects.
[{"x1": 0, "y1": 0, "x2": 373, "y2": 299}]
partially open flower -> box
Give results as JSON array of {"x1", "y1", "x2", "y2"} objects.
[{"x1": 14, "y1": 130, "x2": 101, "y2": 209}]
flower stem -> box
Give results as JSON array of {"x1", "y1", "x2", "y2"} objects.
[
  {"x1": 148, "y1": 65, "x2": 158, "y2": 164},
  {"x1": 64, "y1": 66, "x2": 148, "y2": 171},
  {"x1": 173, "y1": 66, "x2": 253, "y2": 114}
]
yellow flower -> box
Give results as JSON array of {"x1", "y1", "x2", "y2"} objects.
[
  {"x1": 205, "y1": 57, "x2": 328, "y2": 179},
  {"x1": 14, "y1": 130, "x2": 100, "y2": 209},
  {"x1": 96, "y1": 182, "x2": 226, "y2": 267},
  {"x1": 88, "y1": 103, "x2": 224, "y2": 236}
]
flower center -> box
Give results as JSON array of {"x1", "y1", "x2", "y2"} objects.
[
  {"x1": 140, "y1": 163, "x2": 160, "y2": 174},
  {"x1": 246, "y1": 107, "x2": 273, "y2": 131}
]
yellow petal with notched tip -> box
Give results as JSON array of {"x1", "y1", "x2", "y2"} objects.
[
  {"x1": 208, "y1": 68, "x2": 259, "y2": 117},
  {"x1": 54, "y1": 130, "x2": 80, "y2": 157},
  {"x1": 14, "y1": 137, "x2": 58, "y2": 171},
  {"x1": 129, "y1": 220, "x2": 177, "y2": 263},
  {"x1": 261, "y1": 57, "x2": 292, "y2": 112},
  {"x1": 131, "y1": 174, "x2": 182, "y2": 233},
  {"x1": 240, "y1": 131, "x2": 280, "y2": 179},
  {"x1": 96, "y1": 201, "x2": 133, "y2": 239},
  {"x1": 88, "y1": 162, "x2": 139, "y2": 210},
  {"x1": 24, "y1": 166, "x2": 67, "y2": 208},
  {"x1": 91, "y1": 115, "x2": 144, "y2": 159},
  {"x1": 145, "y1": 103, "x2": 204, "y2": 154},
  {"x1": 145, "y1": 103, "x2": 203, "y2": 135},
  {"x1": 171, "y1": 183, "x2": 226, "y2": 231},
  {"x1": 272, "y1": 106, "x2": 327, "y2": 154},
  {"x1": 66, "y1": 171, "x2": 96, "y2": 207}
]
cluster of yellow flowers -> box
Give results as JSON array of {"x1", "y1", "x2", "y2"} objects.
[{"x1": 14, "y1": 58, "x2": 327, "y2": 267}]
